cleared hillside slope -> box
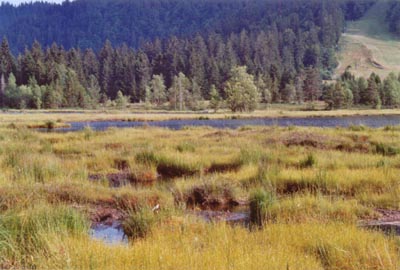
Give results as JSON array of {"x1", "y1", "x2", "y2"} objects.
[{"x1": 336, "y1": 0, "x2": 400, "y2": 78}]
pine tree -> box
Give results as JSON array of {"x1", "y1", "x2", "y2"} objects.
[
  {"x1": 87, "y1": 75, "x2": 101, "y2": 106},
  {"x1": 0, "y1": 37, "x2": 15, "y2": 79},
  {"x1": 357, "y1": 77, "x2": 368, "y2": 105},
  {"x1": 189, "y1": 35, "x2": 207, "y2": 96},
  {"x1": 281, "y1": 83, "x2": 296, "y2": 103},
  {"x1": 382, "y1": 73, "x2": 400, "y2": 107},
  {"x1": 0, "y1": 73, "x2": 5, "y2": 106},
  {"x1": 136, "y1": 50, "x2": 152, "y2": 102},
  {"x1": 255, "y1": 74, "x2": 272, "y2": 104},
  {"x1": 149, "y1": 75, "x2": 166, "y2": 106},
  {"x1": 365, "y1": 75, "x2": 381, "y2": 108},
  {"x1": 83, "y1": 48, "x2": 99, "y2": 84},
  {"x1": 294, "y1": 71, "x2": 305, "y2": 103},
  {"x1": 99, "y1": 40, "x2": 114, "y2": 98},
  {"x1": 332, "y1": 82, "x2": 345, "y2": 109},
  {"x1": 209, "y1": 84, "x2": 221, "y2": 112},
  {"x1": 303, "y1": 67, "x2": 321, "y2": 102}
]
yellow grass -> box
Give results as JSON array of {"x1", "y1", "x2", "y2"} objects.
[{"x1": 0, "y1": 115, "x2": 398, "y2": 269}]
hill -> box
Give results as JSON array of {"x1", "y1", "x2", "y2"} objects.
[{"x1": 335, "y1": 0, "x2": 400, "y2": 78}]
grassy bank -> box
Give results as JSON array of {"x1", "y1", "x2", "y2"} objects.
[
  {"x1": 0, "y1": 117, "x2": 398, "y2": 269},
  {"x1": 2, "y1": 106, "x2": 400, "y2": 127}
]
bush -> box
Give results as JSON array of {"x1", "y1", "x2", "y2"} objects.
[{"x1": 249, "y1": 189, "x2": 276, "y2": 228}]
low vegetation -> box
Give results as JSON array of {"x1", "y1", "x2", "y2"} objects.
[{"x1": 0, "y1": 118, "x2": 398, "y2": 269}]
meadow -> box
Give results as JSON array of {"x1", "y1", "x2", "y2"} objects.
[
  {"x1": 336, "y1": 0, "x2": 400, "y2": 79},
  {"x1": 0, "y1": 113, "x2": 399, "y2": 269}
]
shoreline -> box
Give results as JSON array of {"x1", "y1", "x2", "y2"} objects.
[{"x1": 1, "y1": 108, "x2": 400, "y2": 125}]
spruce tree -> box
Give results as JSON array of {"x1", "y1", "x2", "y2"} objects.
[{"x1": 209, "y1": 84, "x2": 220, "y2": 112}]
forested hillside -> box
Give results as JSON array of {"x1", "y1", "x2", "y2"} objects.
[
  {"x1": 0, "y1": 0, "x2": 374, "y2": 52},
  {"x1": 0, "y1": 0, "x2": 377, "y2": 109},
  {"x1": 386, "y1": 1, "x2": 400, "y2": 37}
]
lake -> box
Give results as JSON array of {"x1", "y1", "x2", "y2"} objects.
[{"x1": 47, "y1": 115, "x2": 400, "y2": 132}]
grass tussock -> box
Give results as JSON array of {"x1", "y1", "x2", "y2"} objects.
[{"x1": 249, "y1": 189, "x2": 276, "y2": 227}]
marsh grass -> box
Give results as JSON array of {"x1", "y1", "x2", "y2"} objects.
[
  {"x1": 0, "y1": 204, "x2": 88, "y2": 268},
  {"x1": 43, "y1": 221, "x2": 400, "y2": 270},
  {"x1": 0, "y1": 121, "x2": 398, "y2": 268}
]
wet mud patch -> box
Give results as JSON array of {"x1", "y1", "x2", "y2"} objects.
[
  {"x1": 194, "y1": 209, "x2": 249, "y2": 225},
  {"x1": 105, "y1": 143, "x2": 125, "y2": 150},
  {"x1": 282, "y1": 132, "x2": 339, "y2": 149},
  {"x1": 89, "y1": 170, "x2": 157, "y2": 187},
  {"x1": 90, "y1": 206, "x2": 125, "y2": 225},
  {"x1": 156, "y1": 162, "x2": 199, "y2": 179},
  {"x1": 182, "y1": 186, "x2": 244, "y2": 211},
  {"x1": 361, "y1": 209, "x2": 400, "y2": 235},
  {"x1": 206, "y1": 160, "x2": 242, "y2": 174},
  {"x1": 281, "y1": 131, "x2": 374, "y2": 153},
  {"x1": 113, "y1": 158, "x2": 130, "y2": 170},
  {"x1": 135, "y1": 151, "x2": 200, "y2": 179},
  {"x1": 277, "y1": 179, "x2": 328, "y2": 195}
]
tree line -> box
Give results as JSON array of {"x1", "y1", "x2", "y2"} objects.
[
  {"x1": 0, "y1": 0, "x2": 380, "y2": 111},
  {"x1": 325, "y1": 69, "x2": 400, "y2": 109}
]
